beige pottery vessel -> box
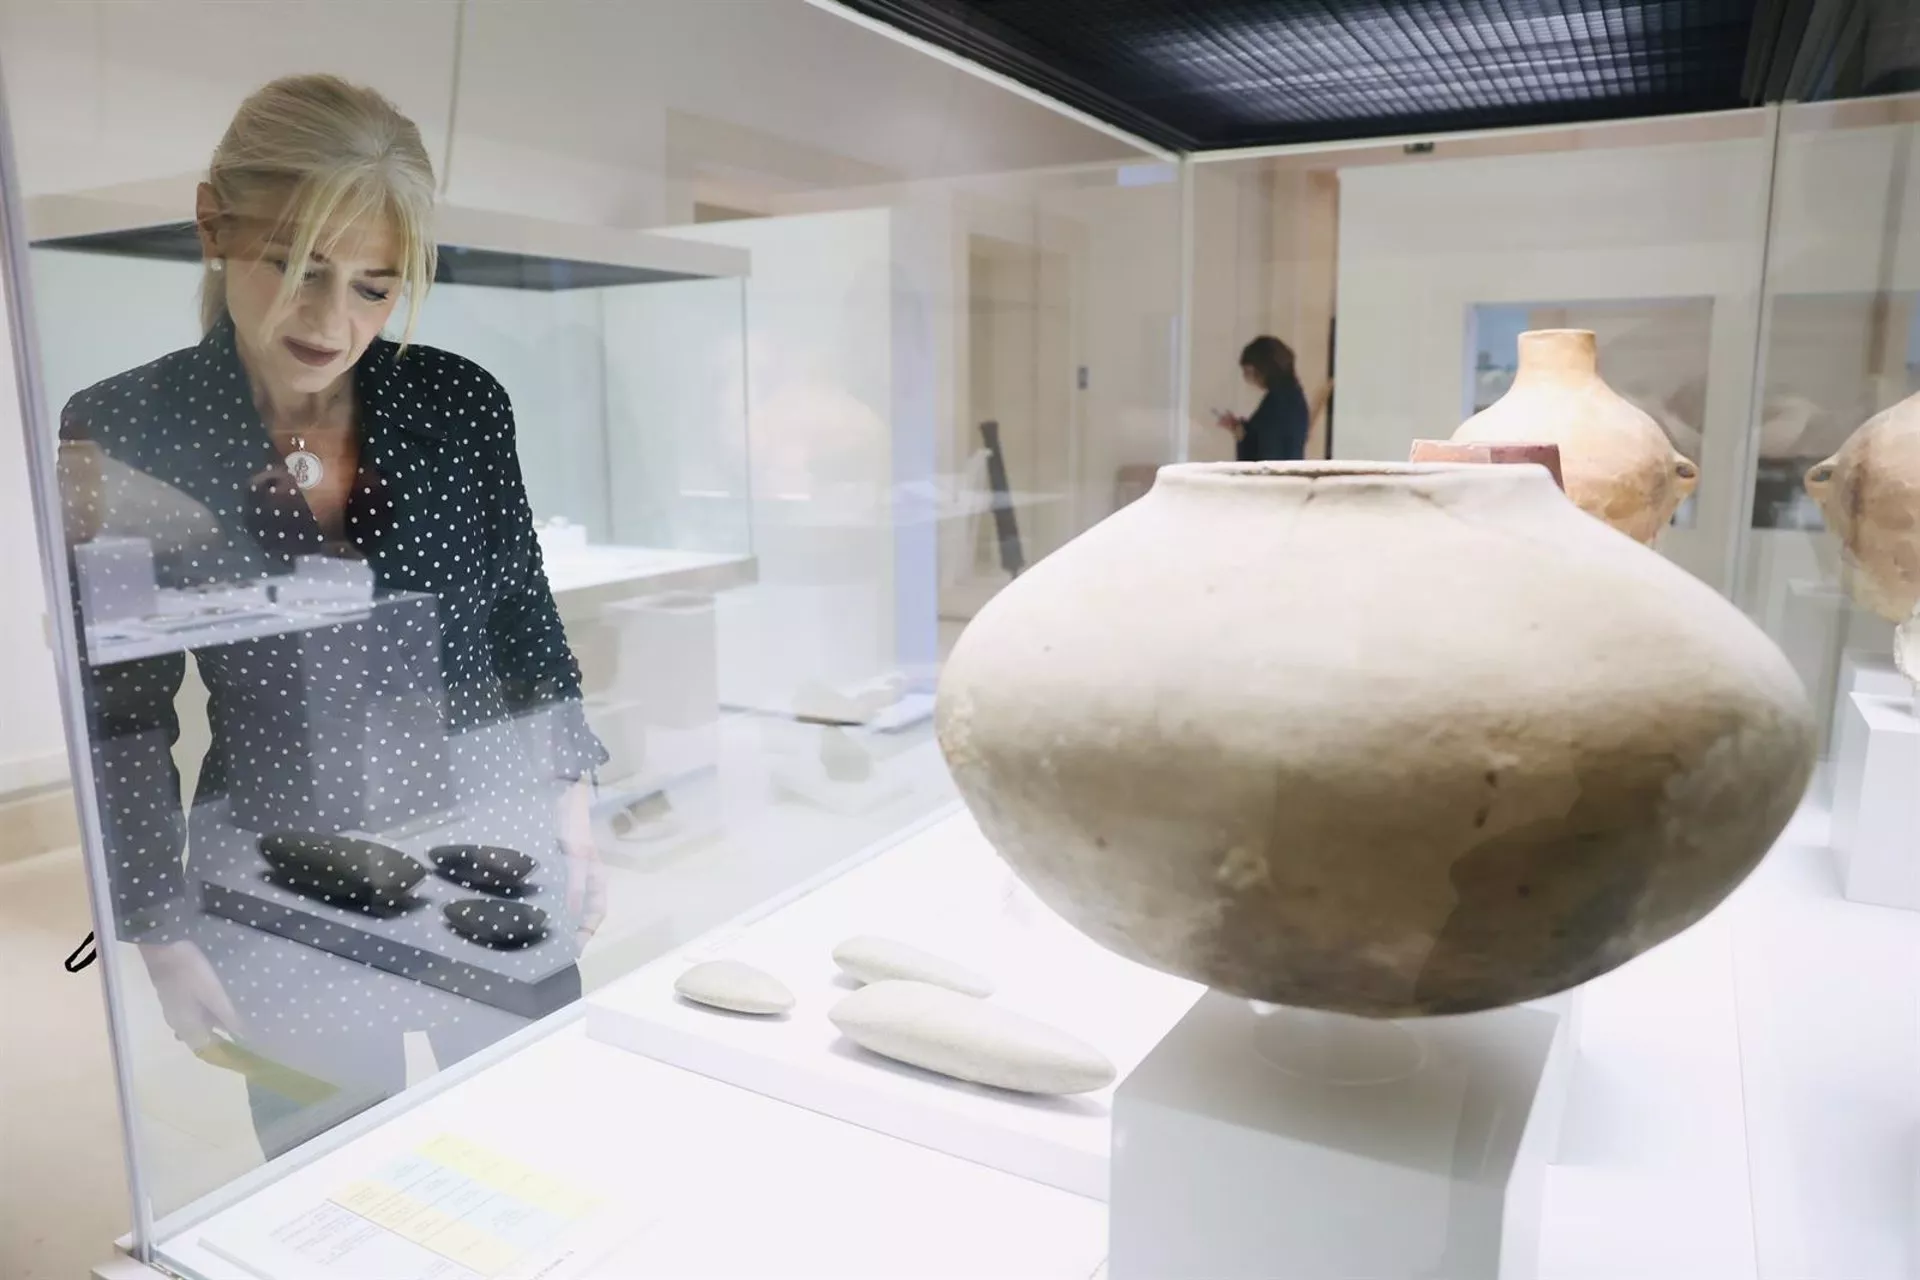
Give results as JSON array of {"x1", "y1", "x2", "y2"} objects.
[
  {"x1": 1804, "y1": 390, "x2": 1920, "y2": 623},
  {"x1": 1453, "y1": 329, "x2": 1698, "y2": 545},
  {"x1": 937, "y1": 463, "x2": 1814, "y2": 1017}
]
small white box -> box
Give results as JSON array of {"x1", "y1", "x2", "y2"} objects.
[
  {"x1": 1111, "y1": 995, "x2": 1562, "y2": 1280},
  {"x1": 1833, "y1": 692, "x2": 1920, "y2": 910}
]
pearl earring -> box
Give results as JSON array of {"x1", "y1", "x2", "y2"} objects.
[{"x1": 208, "y1": 258, "x2": 224, "y2": 273}]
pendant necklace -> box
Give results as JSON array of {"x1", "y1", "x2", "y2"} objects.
[{"x1": 284, "y1": 435, "x2": 324, "y2": 490}]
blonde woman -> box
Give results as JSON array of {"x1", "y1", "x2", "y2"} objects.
[{"x1": 60, "y1": 75, "x2": 605, "y2": 1150}]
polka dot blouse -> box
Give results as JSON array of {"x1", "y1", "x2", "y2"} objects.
[{"x1": 61, "y1": 319, "x2": 607, "y2": 944}]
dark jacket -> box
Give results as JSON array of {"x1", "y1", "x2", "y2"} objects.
[
  {"x1": 62, "y1": 319, "x2": 604, "y2": 943},
  {"x1": 1235, "y1": 380, "x2": 1311, "y2": 463}
]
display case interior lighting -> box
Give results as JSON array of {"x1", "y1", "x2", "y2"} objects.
[
  {"x1": 24, "y1": 192, "x2": 750, "y2": 290},
  {"x1": 35, "y1": 221, "x2": 712, "y2": 292}
]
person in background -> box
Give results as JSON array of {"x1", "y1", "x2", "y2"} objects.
[{"x1": 1216, "y1": 334, "x2": 1311, "y2": 462}]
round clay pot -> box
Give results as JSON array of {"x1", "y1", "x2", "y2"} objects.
[
  {"x1": 1453, "y1": 329, "x2": 1698, "y2": 545},
  {"x1": 1804, "y1": 390, "x2": 1920, "y2": 624},
  {"x1": 937, "y1": 462, "x2": 1814, "y2": 1018}
]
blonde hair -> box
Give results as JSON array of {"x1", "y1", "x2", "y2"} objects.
[{"x1": 201, "y1": 74, "x2": 437, "y2": 347}]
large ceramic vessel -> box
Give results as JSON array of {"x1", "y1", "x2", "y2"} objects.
[
  {"x1": 1804, "y1": 390, "x2": 1920, "y2": 624},
  {"x1": 937, "y1": 462, "x2": 1814, "y2": 1017},
  {"x1": 1454, "y1": 329, "x2": 1698, "y2": 545}
]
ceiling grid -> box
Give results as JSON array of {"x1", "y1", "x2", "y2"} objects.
[{"x1": 836, "y1": 0, "x2": 1777, "y2": 149}]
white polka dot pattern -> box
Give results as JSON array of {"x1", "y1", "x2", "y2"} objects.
[{"x1": 60, "y1": 318, "x2": 607, "y2": 946}]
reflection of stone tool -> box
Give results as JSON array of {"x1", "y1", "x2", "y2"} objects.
[
  {"x1": 193, "y1": 1034, "x2": 342, "y2": 1108},
  {"x1": 1896, "y1": 607, "x2": 1919, "y2": 709},
  {"x1": 979, "y1": 420, "x2": 1025, "y2": 577}
]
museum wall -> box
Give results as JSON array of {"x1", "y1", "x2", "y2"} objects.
[
  {"x1": 0, "y1": 1, "x2": 460, "y2": 199},
  {"x1": 1268, "y1": 168, "x2": 1340, "y2": 460},
  {"x1": 413, "y1": 285, "x2": 613, "y2": 539},
  {"x1": 668, "y1": 208, "x2": 911, "y2": 709},
  {"x1": 967, "y1": 237, "x2": 1073, "y2": 581},
  {"x1": 1188, "y1": 164, "x2": 1277, "y2": 465},
  {"x1": 598, "y1": 278, "x2": 754, "y2": 556},
  {"x1": 766, "y1": 162, "x2": 1186, "y2": 614},
  {"x1": 1187, "y1": 161, "x2": 1338, "y2": 464},
  {"x1": 1048, "y1": 174, "x2": 1183, "y2": 526}
]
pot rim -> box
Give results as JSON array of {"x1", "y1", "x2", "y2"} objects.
[
  {"x1": 1151, "y1": 460, "x2": 1574, "y2": 508},
  {"x1": 1156, "y1": 460, "x2": 1561, "y2": 485}
]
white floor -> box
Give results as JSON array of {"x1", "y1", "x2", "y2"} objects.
[{"x1": 0, "y1": 845, "x2": 138, "y2": 1280}]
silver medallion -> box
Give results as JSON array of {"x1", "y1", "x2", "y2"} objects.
[{"x1": 286, "y1": 440, "x2": 324, "y2": 490}]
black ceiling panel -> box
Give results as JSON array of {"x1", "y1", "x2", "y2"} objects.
[{"x1": 841, "y1": 0, "x2": 1772, "y2": 150}]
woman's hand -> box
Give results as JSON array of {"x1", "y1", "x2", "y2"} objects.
[
  {"x1": 139, "y1": 939, "x2": 246, "y2": 1051},
  {"x1": 557, "y1": 780, "x2": 607, "y2": 950},
  {"x1": 1215, "y1": 411, "x2": 1246, "y2": 441}
]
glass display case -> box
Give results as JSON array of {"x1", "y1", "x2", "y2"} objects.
[
  {"x1": 0, "y1": 3, "x2": 1185, "y2": 1276},
  {"x1": 0, "y1": 3, "x2": 1913, "y2": 1278},
  {"x1": 1727, "y1": 95, "x2": 1920, "y2": 1279}
]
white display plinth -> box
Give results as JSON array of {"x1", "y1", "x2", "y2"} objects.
[
  {"x1": 1821, "y1": 650, "x2": 1910, "y2": 806},
  {"x1": 585, "y1": 815, "x2": 1202, "y2": 1200},
  {"x1": 1831, "y1": 692, "x2": 1920, "y2": 911},
  {"x1": 1523, "y1": 986, "x2": 1584, "y2": 1164},
  {"x1": 1110, "y1": 995, "x2": 1562, "y2": 1280}
]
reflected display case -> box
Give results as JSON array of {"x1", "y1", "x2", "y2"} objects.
[
  {"x1": 0, "y1": 4, "x2": 1186, "y2": 1278},
  {"x1": 0, "y1": 5, "x2": 1914, "y2": 1280}
]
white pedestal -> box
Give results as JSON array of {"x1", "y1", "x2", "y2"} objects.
[
  {"x1": 1821, "y1": 650, "x2": 1910, "y2": 806},
  {"x1": 1522, "y1": 987, "x2": 1583, "y2": 1165},
  {"x1": 1110, "y1": 995, "x2": 1562, "y2": 1280},
  {"x1": 1832, "y1": 692, "x2": 1920, "y2": 910}
]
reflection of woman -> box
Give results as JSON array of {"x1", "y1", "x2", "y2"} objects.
[
  {"x1": 1215, "y1": 335, "x2": 1311, "y2": 462},
  {"x1": 61, "y1": 76, "x2": 605, "y2": 1142}
]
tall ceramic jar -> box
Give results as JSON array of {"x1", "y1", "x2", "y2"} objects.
[
  {"x1": 937, "y1": 462, "x2": 1814, "y2": 1018},
  {"x1": 1454, "y1": 329, "x2": 1698, "y2": 545}
]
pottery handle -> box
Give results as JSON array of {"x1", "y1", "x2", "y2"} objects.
[
  {"x1": 1672, "y1": 455, "x2": 1700, "y2": 498},
  {"x1": 1895, "y1": 611, "x2": 1918, "y2": 690},
  {"x1": 1804, "y1": 457, "x2": 1837, "y2": 500}
]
